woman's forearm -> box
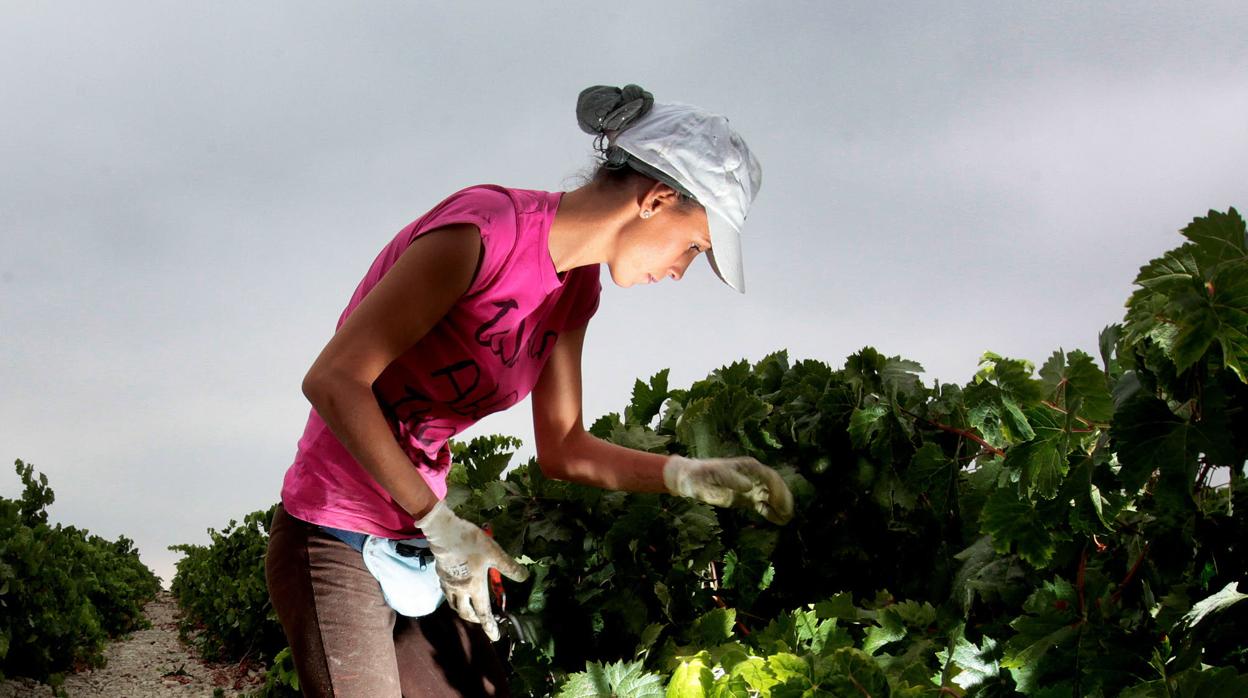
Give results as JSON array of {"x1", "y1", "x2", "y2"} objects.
[
  {"x1": 303, "y1": 372, "x2": 439, "y2": 519},
  {"x1": 542, "y1": 429, "x2": 670, "y2": 493}
]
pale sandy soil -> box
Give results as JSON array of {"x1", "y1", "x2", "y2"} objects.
[{"x1": 0, "y1": 591, "x2": 267, "y2": 698}]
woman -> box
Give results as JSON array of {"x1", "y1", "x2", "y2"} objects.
[{"x1": 264, "y1": 84, "x2": 794, "y2": 697}]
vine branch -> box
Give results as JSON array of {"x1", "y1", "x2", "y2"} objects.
[
  {"x1": 1041, "y1": 400, "x2": 1109, "y2": 430},
  {"x1": 1111, "y1": 544, "x2": 1150, "y2": 604},
  {"x1": 898, "y1": 406, "x2": 1005, "y2": 457}
]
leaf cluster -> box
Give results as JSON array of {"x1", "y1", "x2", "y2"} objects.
[
  {"x1": 0, "y1": 459, "x2": 162, "y2": 684},
  {"x1": 446, "y1": 209, "x2": 1248, "y2": 695},
  {"x1": 167, "y1": 504, "x2": 287, "y2": 666}
]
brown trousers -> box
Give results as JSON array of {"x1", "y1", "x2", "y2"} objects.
[{"x1": 265, "y1": 503, "x2": 511, "y2": 697}]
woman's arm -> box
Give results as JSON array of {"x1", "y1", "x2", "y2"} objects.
[
  {"x1": 531, "y1": 324, "x2": 795, "y2": 524},
  {"x1": 302, "y1": 224, "x2": 484, "y2": 520},
  {"x1": 530, "y1": 325, "x2": 668, "y2": 492}
]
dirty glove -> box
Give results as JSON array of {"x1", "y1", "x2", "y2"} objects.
[
  {"x1": 416, "y1": 500, "x2": 530, "y2": 641},
  {"x1": 662, "y1": 455, "x2": 795, "y2": 525}
]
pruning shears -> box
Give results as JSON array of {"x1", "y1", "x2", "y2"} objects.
[{"x1": 482, "y1": 522, "x2": 535, "y2": 648}]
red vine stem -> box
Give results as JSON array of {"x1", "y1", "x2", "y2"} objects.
[
  {"x1": 708, "y1": 562, "x2": 751, "y2": 636},
  {"x1": 1111, "y1": 544, "x2": 1150, "y2": 604},
  {"x1": 1041, "y1": 400, "x2": 1109, "y2": 430},
  {"x1": 710, "y1": 594, "x2": 752, "y2": 636},
  {"x1": 897, "y1": 407, "x2": 1005, "y2": 457},
  {"x1": 1195, "y1": 459, "x2": 1214, "y2": 493}
]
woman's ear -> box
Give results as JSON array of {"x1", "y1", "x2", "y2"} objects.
[{"x1": 640, "y1": 180, "x2": 681, "y2": 215}]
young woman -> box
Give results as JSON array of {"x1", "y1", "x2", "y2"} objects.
[{"x1": 264, "y1": 84, "x2": 794, "y2": 697}]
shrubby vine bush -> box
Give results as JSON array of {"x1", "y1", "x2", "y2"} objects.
[
  {"x1": 176, "y1": 207, "x2": 1246, "y2": 696},
  {"x1": 447, "y1": 208, "x2": 1248, "y2": 696},
  {"x1": 0, "y1": 460, "x2": 161, "y2": 685},
  {"x1": 167, "y1": 503, "x2": 291, "y2": 693}
]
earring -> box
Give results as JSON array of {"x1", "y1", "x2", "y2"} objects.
[{"x1": 640, "y1": 210, "x2": 653, "y2": 219}]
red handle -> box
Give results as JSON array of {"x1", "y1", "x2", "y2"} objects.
[{"x1": 482, "y1": 523, "x2": 506, "y2": 611}]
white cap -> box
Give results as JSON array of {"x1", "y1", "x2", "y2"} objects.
[{"x1": 610, "y1": 103, "x2": 762, "y2": 293}]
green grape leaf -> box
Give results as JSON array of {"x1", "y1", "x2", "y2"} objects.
[
  {"x1": 909, "y1": 442, "x2": 959, "y2": 514},
  {"x1": 1209, "y1": 264, "x2": 1248, "y2": 382},
  {"x1": 818, "y1": 648, "x2": 892, "y2": 697},
  {"x1": 1125, "y1": 209, "x2": 1248, "y2": 379},
  {"x1": 666, "y1": 651, "x2": 713, "y2": 698},
  {"x1": 1134, "y1": 245, "x2": 1203, "y2": 293},
  {"x1": 862, "y1": 605, "x2": 907, "y2": 655},
  {"x1": 671, "y1": 503, "x2": 721, "y2": 564},
  {"x1": 848, "y1": 404, "x2": 889, "y2": 449},
  {"x1": 751, "y1": 615, "x2": 798, "y2": 656},
  {"x1": 951, "y1": 536, "x2": 998, "y2": 613},
  {"x1": 965, "y1": 378, "x2": 1036, "y2": 448},
  {"x1": 791, "y1": 608, "x2": 849, "y2": 654},
  {"x1": 711, "y1": 360, "x2": 754, "y2": 388},
  {"x1": 590, "y1": 412, "x2": 625, "y2": 439},
  {"x1": 450, "y1": 434, "x2": 522, "y2": 490},
  {"x1": 1100, "y1": 324, "x2": 1124, "y2": 378},
  {"x1": 675, "y1": 388, "x2": 771, "y2": 458},
  {"x1": 881, "y1": 356, "x2": 925, "y2": 400},
  {"x1": 611, "y1": 423, "x2": 673, "y2": 453},
  {"x1": 844, "y1": 346, "x2": 888, "y2": 396},
  {"x1": 721, "y1": 528, "x2": 779, "y2": 604},
  {"x1": 728, "y1": 656, "x2": 777, "y2": 693},
  {"x1": 635, "y1": 623, "x2": 665, "y2": 659},
  {"x1": 814, "y1": 593, "x2": 864, "y2": 622},
  {"x1": 1006, "y1": 407, "x2": 1070, "y2": 500},
  {"x1": 765, "y1": 652, "x2": 812, "y2": 686},
  {"x1": 890, "y1": 600, "x2": 938, "y2": 629},
  {"x1": 1121, "y1": 666, "x2": 1248, "y2": 698},
  {"x1": 556, "y1": 659, "x2": 666, "y2": 698},
  {"x1": 1177, "y1": 582, "x2": 1247, "y2": 632},
  {"x1": 527, "y1": 517, "x2": 573, "y2": 544},
  {"x1": 627, "y1": 369, "x2": 670, "y2": 428},
  {"x1": 691, "y1": 608, "x2": 736, "y2": 645},
  {"x1": 1181, "y1": 207, "x2": 1247, "y2": 271},
  {"x1": 754, "y1": 350, "x2": 791, "y2": 392},
  {"x1": 1039, "y1": 349, "x2": 1114, "y2": 423},
  {"x1": 936, "y1": 625, "x2": 1002, "y2": 690},
  {"x1": 979, "y1": 487, "x2": 1057, "y2": 567},
  {"x1": 1001, "y1": 578, "x2": 1080, "y2": 693},
  {"x1": 676, "y1": 398, "x2": 733, "y2": 458},
  {"x1": 1167, "y1": 263, "x2": 1248, "y2": 379},
  {"x1": 1111, "y1": 393, "x2": 1202, "y2": 496},
  {"x1": 977, "y1": 353, "x2": 1046, "y2": 406}
]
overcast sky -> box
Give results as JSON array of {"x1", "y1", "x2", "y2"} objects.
[{"x1": 2, "y1": 2, "x2": 1245, "y2": 586}]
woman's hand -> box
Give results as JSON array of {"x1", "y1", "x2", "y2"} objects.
[
  {"x1": 416, "y1": 500, "x2": 530, "y2": 641},
  {"x1": 662, "y1": 455, "x2": 794, "y2": 525}
]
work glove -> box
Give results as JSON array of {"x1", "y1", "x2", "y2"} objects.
[
  {"x1": 662, "y1": 455, "x2": 795, "y2": 525},
  {"x1": 416, "y1": 500, "x2": 530, "y2": 641}
]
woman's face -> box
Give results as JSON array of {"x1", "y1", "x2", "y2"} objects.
[{"x1": 609, "y1": 201, "x2": 712, "y2": 288}]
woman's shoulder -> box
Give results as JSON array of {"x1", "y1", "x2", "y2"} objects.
[
  {"x1": 406, "y1": 185, "x2": 520, "y2": 245},
  {"x1": 434, "y1": 184, "x2": 516, "y2": 219},
  {"x1": 429, "y1": 184, "x2": 554, "y2": 226}
]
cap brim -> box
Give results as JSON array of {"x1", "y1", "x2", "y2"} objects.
[{"x1": 705, "y1": 209, "x2": 744, "y2": 293}]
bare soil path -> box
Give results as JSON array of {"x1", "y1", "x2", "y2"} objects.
[{"x1": 0, "y1": 591, "x2": 266, "y2": 698}]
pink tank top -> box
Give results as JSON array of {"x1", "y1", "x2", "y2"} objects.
[{"x1": 280, "y1": 185, "x2": 601, "y2": 538}]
